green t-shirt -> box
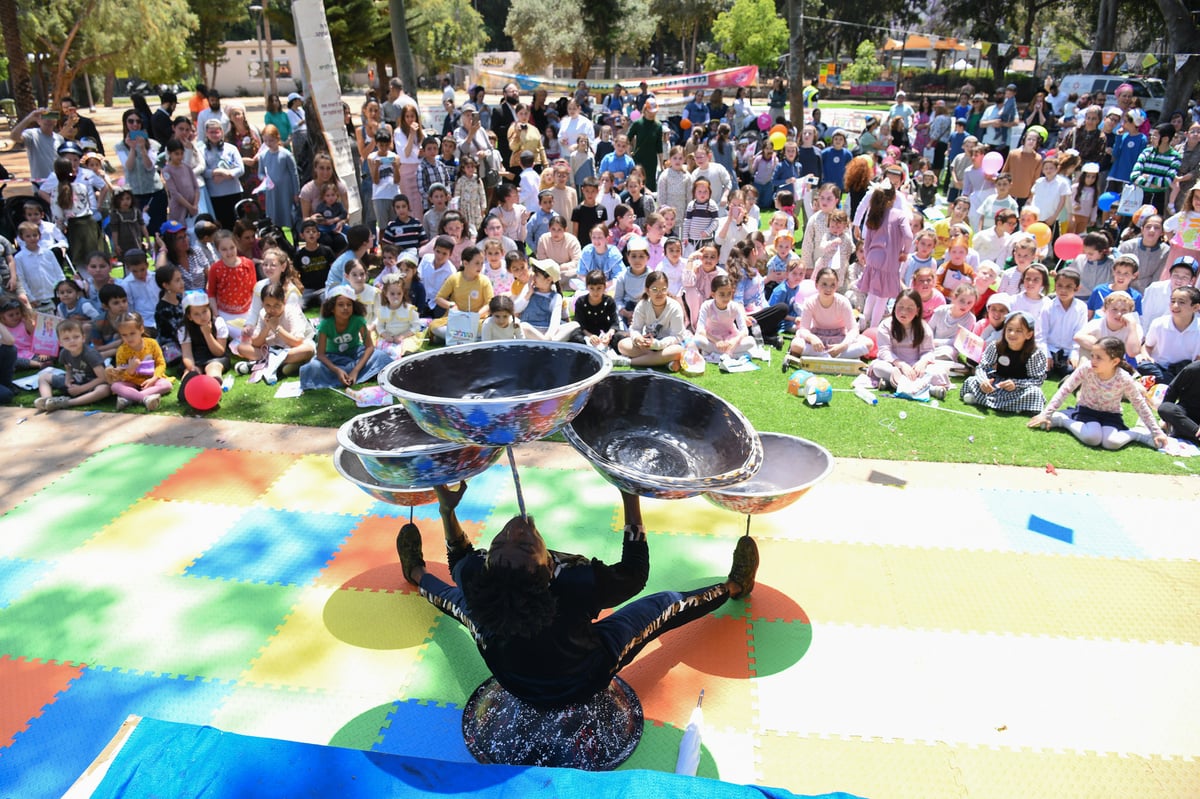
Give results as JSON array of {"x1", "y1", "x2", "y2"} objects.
[
  {"x1": 318, "y1": 314, "x2": 368, "y2": 354},
  {"x1": 627, "y1": 117, "x2": 663, "y2": 174}
]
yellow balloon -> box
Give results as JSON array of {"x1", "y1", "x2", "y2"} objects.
[
  {"x1": 769, "y1": 132, "x2": 787, "y2": 150},
  {"x1": 1028, "y1": 222, "x2": 1051, "y2": 248}
]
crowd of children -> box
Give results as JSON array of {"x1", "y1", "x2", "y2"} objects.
[{"x1": 3, "y1": 80, "x2": 1200, "y2": 453}]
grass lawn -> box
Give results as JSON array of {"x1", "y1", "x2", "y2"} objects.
[{"x1": 10, "y1": 349, "x2": 1188, "y2": 477}]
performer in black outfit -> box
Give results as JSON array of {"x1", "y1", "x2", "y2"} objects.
[{"x1": 398, "y1": 483, "x2": 759, "y2": 708}]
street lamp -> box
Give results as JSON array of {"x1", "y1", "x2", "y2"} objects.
[{"x1": 249, "y1": 5, "x2": 268, "y2": 99}]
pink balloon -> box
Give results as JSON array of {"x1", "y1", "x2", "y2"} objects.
[
  {"x1": 797, "y1": 279, "x2": 818, "y2": 304},
  {"x1": 757, "y1": 113, "x2": 772, "y2": 131},
  {"x1": 982, "y1": 151, "x2": 1004, "y2": 176},
  {"x1": 629, "y1": 110, "x2": 641, "y2": 122},
  {"x1": 1053, "y1": 233, "x2": 1084, "y2": 261}
]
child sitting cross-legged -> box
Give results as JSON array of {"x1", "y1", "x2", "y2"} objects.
[
  {"x1": 34, "y1": 318, "x2": 111, "y2": 412},
  {"x1": 1029, "y1": 336, "x2": 1168, "y2": 450},
  {"x1": 960, "y1": 310, "x2": 1047, "y2": 413}
]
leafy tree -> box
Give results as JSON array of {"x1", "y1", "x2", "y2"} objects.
[
  {"x1": 408, "y1": 0, "x2": 488, "y2": 75},
  {"x1": 705, "y1": 0, "x2": 788, "y2": 71},
  {"x1": 505, "y1": 0, "x2": 595, "y2": 77},
  {"x1": 843, "y1": 40, "x2": 883, "y2": 85},
  {"x1": 651, "y1": 0, "x2": 722, "y2": 73},
  {"x1": 937, "y1": 0, "x2": 1057, "y2": 82},
  {"x1": 188, "y1": 0, "x2": 245, "y2": 87},
  {"x1": 583, "y1": 0, "x2": 658, "y2": 78},
  {"x1": 17, "y1": 0, "x2": 195, "y2": 103}
]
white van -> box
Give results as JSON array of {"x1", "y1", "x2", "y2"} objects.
[{"x1": 1058, "y1": 75, "x2": 1165, "y2": 120}]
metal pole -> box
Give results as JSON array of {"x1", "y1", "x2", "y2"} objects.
[
  {"x1": 264, "y1": 0, "x2": 277, "y2": 98},
  {"x1": 506, "y1": 446, "x2": 527, "y2": 520}
]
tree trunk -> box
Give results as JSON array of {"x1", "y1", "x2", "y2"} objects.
[
  {"x1": 375, "y1": 54, "x2": 391, "y2": 92},
  {"x1": 387, "y1": 0, "x2": 419, "y2": 98},
  {"x1": 1088, "y1": 0, "x2": 1118, "y2": 72},
  {"x1": 690, "y1": 22, "x2": 699, "y2": 73},
  {"x1": 1156, "y1": 0, "x2": 1200, "y2": 116},
  {"x1": 604, "y1": 50, "x2": 614, "y2": 80},
  {"x1": 0, "y1": 0, "x2": 37, "y2": 116},
  {"x1": 787, "y1": 0, "x2": 804, "y2": 127},
  {"x1": 103, "y1": 70, "x2": 115, "y2": 107}
]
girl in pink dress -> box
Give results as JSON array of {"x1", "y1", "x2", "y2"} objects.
[{"x1": 858, "y1": 186, "x2": 913, "y2": 330}]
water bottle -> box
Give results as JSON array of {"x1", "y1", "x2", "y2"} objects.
[
  {"x1": 854, "y1": 386, "x2": 878, "y2": 405},
  {"x1": 752, "y1": 320, "x2": 765, "y2": 348},
  {"x1": 221, "y1": 374, "x2": 235, "y2": 392}
]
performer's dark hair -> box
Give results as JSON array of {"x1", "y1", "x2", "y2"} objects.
[{"x1": 464, "y1": 567, "x2": 557, "y2": 639}]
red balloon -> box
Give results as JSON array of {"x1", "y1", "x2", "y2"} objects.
[
  {"x1": 1053, "y1": 233, "x2": 1084, "y2": 262},
  {"x1": 182, "y1": 374, "x2": 222, "y2": 412}
]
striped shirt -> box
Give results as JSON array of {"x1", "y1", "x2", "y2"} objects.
[{"x1": 1130, "y1": 146, "x2": 1182, "y2": 194}]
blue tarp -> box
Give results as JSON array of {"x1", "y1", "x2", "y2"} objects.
[{"x1": 89, "y1": 718, "x2": 867, "y2": 799}]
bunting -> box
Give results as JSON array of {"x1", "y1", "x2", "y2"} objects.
[{"x1": 1178, "y1": 54, "x2": 1193, "y2": 71}]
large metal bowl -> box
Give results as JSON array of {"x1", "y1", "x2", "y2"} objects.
[
  {"x1": 336, "y1": 405, "x2": 504, "y2": 487},
  {"x1": 333, "y1": 447, "x2": 440, "y2": 507},
  {"x1": 563, "y1": 372, "x2": 763, "y2": 500},
  {"x1": 703, "y1": 433, "x2": 834, "y2": 515},
  {"x1": 380, "y1": 341, "x2": 612, "y2": 446}
]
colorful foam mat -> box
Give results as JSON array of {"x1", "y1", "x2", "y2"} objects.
[{"x1": 1, "y1": 444, "x2": 1197, "y2": 798}]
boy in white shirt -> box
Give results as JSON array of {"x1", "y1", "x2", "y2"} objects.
[
  {"x1": 972, "y1": 208, "x2": 1017, "y2": 266},
  {"x1": 12, "y1": 221, "x2": 64, "y2": 313},
  {"x1": 1042, "y1": 267, "x2": 1088, "y2": 377},
  {"x1": 1136, "y1": 286, "x2": 1200, "y2": 385},
  {"x1": 517, "y1": 150, "x2": 540, "y2": 211},
  {"x1": 1141, "y1": 256, "x2": 1197, "y2": 328}
]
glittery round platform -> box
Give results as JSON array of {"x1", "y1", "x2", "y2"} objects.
[{"x1": 461, "y1": 677, "x2": 643, "y2": 770}]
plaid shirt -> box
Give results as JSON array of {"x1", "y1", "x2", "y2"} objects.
[{"x1": 416, "y1": 158, "x2": 450, "y2": 210}]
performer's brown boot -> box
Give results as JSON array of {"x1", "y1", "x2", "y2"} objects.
[
  {"x1": 396, "y1": 523, "x2": 426, "y2": 586},
  {"x1": 727, "y1": 535, "x2": 759, "y2": 598}
]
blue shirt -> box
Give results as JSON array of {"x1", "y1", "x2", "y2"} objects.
[
  {"x1": 1109, "y1": 132, "x2": 1148, "y2": 184},
  {"x1": 578, "y1": 244, "x2": 625, "y2": 283},
  {"x1": 325, "y1": 249, "x2": 357, "y2": 293},
  {"x1": 525, "y1": 208, "x2": 555, "y2": 246},
  {"x1": 597, "y1": 152, "x2": 636, "y2": 189},
  {"x1": 683, "y1": 101, "x2": 709, "y2": 126},
  {"x1": 819, "y1": 147, "x2": 852, "y2": 190},
  {"x1": 768, "y1": 281, "x2": 800, "y2": 332},
  {"x1": 1087, "y1": 284, "x2": 1143, "y2": 315}
]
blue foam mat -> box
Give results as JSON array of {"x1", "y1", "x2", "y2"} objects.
[
  {"x1": 87, "y1": 717, "x2": 866, "y2": 799},
  {"x1": 0, "y1": 669, "x2": 233, "y2": 799}
]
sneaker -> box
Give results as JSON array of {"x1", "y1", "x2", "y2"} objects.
[
  {"x1": 727, "y1": 535, "x2": 759, "y2": 599},
  {"x1": 962, "y1": 393, "x2": 978, "y2": 405},
  {"x1": 609, "y1": 354, "x2": 632, "y2": 367},
  {"x1": 234, "y1": 360, "x2": 252, "y2": 375},
  {"x1": 46, "y1": 396, "x2": 72, "y2": 412},
  {"x1": 33, "y1": 397, "x2": 49, "y2": 412},
  {"x1": 396, "y1": 523, "x2": 426, "y2": 586},
  {"x1": 144, "y1": 394, "x2": 161, "y2": 412},
  {"x1": 929, "y1": 385, "x2": 947, "y2": 400},
  {"x1": 114, "y1": 397, "x2": 131, "y2": 412}
]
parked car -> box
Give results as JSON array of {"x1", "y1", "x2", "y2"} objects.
[{"x1": 1058, "y1": 74, "x2": 1165, "y2": 121}]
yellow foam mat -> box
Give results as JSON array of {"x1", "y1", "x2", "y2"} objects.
[
  {"x1": 758, "y1": 540, "x2": 1200, "y2": 643},
  {"x1": 240, "y1": 585, "x2": 438, "y2": 694},
  {"x1": 757, "y1": 732, "x2": 1200, "y2": 799}
]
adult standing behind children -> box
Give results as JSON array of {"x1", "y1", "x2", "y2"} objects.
[
  {"x1": 10, "y1": 109, "x2": 63, "y2": 183},
  {"x1": 627, "y1": 99, "x2": 664, "y2": 192}
]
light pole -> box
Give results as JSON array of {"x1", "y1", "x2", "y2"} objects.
[
  {"x1": 249, "y1": 5, "x2": 267, "y2": 99},
  {"x1": 263, "y1": 0, "x2": 277, "y2": 98}
]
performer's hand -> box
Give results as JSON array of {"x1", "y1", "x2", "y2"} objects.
[{"x1": 435, "y1": 482, "x2": 467, "y2": 512}]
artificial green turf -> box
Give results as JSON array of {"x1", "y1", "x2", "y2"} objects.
[{"x1": 9, "y1": 354, "x2": 1190, "y2": 476}]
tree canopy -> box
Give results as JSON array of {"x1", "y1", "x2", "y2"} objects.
[
  {"x1": 507, "y1": 0, "x2": 658, "y2": 78},
  {"x1": 705, "y1": 0, "x2": 788, "y2": 71}
]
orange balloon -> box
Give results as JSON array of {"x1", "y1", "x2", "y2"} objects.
[
  {"x1": 680, "y1": 118, "x2": 692, "y2": 130},
  {"x1": 1028, "y1": 222, "x2": 1051, "y2": 248},
  {"x1": 769, "y1": 124, "x2": 788, "y2": 137}
]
